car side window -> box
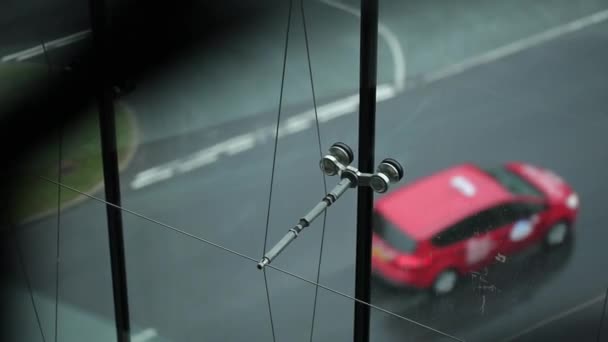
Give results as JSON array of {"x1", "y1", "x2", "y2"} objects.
[
  {"x1": 431, "y1": 221, "x2": 467, "y2": 247},
  {"x1": 432, "y1": 209, "x2": 493, "y2": 247},
  {"x1": 515, "y1": 202, "x2": 546, "y2": 217},
  {"x1": 489, "y1": 204, "x2": 521, "y2": 228},
  {"x1": 489, "y1": 202, "x2": 546, "y2": 229}
]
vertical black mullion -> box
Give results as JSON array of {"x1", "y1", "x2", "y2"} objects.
[
  {"x1": 88, "y1": 0, "x2": 131, "y2": 341},
  {"x1": 353, "y1": 0, "x2": 378, "y2": 342}
]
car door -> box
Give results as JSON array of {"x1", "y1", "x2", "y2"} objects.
[
  {"x1": 462, "y1": 208, "x2": 504, "y2": 270},
  {"x1": 489, "y1": 201, "x2": 546, "y2": 255},
  {"x1": 482, "y1": 203, "x2": 519, "y2": 258},
  {"x1": 504, "y1": 201, "x2": 548, "y2": 253},
  {"x1": 431, "y1": 209, "x2": 498, "y2": 274}
]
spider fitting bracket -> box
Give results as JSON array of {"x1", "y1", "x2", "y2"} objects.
[{"x1": 257, "y1": 142, "x2": 404, "y2": 270}]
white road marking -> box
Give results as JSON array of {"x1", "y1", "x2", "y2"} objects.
[
  {"x1": 281, "y1": 114, "x2": 313, "y2": 135},
  {"x1": 319, "y1": 0, "x2": 407, "y2": 91},
  {"x1": 500, "y1": 293, "x2": 606, "y2": 342},
  {"x1": 315, "y1": 93, "x2": 359, "y2": 123},
  {"x1": 129, "y1": 84, "x2": 395, "y2": 189},
  {"x1": 132, "y1": 328, "x2": 159, "y2": 342},
  {"x1": 424, "y1": 9, "x2": 608, "y2": 83},
  {"x1": 129, "y1": 7, "x2": 608, "y2": 190},
  {"x1": 131, "y1": 165, "x2": 175, "y2": 190},
  {"x1": 12, "y1": 6, "x2": 578, "y2": 189},
  {"x1": 175, "y1": 149, "x2": 218, "y2": 173},
  {"x1": 1, "y1": 29, "x2": 91, "y2": 62},
  {"x1": 222, "y1": 134, "x2": 257, "y2": 156}
]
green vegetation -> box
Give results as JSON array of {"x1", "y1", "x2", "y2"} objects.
[{"x1": 1, "y1": 62, "x2": 136, "y2": 224}]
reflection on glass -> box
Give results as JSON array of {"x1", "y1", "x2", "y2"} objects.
[
  {"x1": 3, "y1": 0, "x2": 608, "y2": 341},
  {"x1": 371, "y1": 236, "x2": 574, "y2": 341},
  {"x1": 1, "y1": 55, "x2": 120, "y2": 341}
]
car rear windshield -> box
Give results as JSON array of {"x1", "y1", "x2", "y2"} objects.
[
  {"x1": 373, "y1": 212, "x2": 416, "y2": 253},
  {"x1": 483, "y1": 166, "x2": 544, "y2": 197}
]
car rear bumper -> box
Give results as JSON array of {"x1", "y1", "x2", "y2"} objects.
[
  {"x1": 371, "y1": 258, "x2": 430, "y2": 289},
  {"x1": 372, "y1": 269, "x2": 425, "y2": 291}
]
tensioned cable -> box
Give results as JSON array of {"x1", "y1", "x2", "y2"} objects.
[
  {"x1": 10, "y1": 227, "x2": 47, "y2": 342},
  {"x1": 40, "y1": 176, "x2": 258, "y2": 263},
  {"x1": 300, "y1": 1, "x2": 328, "y2": 341},
  {"x1": 262, "y1": 0, "x2": 294, "y2": 341},
  {"x1": 38, "y1": 176, "x2": 465, "y2": 342},
  {"x1": 265, "y1": 264, "x2": 465, "y2": 342},
  {"x1": 596, "y1": 286, "x2": 608, "y2": 342}
]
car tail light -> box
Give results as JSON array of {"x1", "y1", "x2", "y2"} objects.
[
  {"x1": 372, "y1": 243, "x2": 396, "y2": 262},
  {"x1": 566, "y1": 193, "x2": 579, "y2": 209},
  {"x1": 393, "y1": 255, "x2": 429, "y2": 269}
]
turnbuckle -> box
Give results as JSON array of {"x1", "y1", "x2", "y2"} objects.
[{"x1": 257, "y1": 142, "x2": 404, "y2": 270}]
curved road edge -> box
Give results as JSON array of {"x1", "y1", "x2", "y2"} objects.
[{"x1": 16, "y1": 100, "x2": 141, "y2": 226}]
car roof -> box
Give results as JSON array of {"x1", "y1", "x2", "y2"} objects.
[{"x1": 375, "y1": 163, "x2": 515, "y2": 241}]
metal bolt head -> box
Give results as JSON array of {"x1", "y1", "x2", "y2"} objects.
[
  {"x1": 320, "y1": 155, "x2": 340, "y2": 176},
  {"x1": 377, "y1": 158, "x2": 404, "y2": 183},
  {"x1": 329, "y1": 142, "x2": 354, "y2": 166},
  {"x1": 341, "y1": 165, "x2": 361, "y2": 187},
  {"x1": 370, "y1": 173, "x2": 390, "y2": 193},
  {"x1": 257, "y1": 258, "x2": 269, "y2": 270}
]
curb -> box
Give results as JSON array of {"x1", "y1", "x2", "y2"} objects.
[{"x1": 15, "y1": 100, "x2": 141, "y2": 226}]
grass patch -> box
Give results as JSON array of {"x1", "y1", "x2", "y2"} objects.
[{"x1": 1, "y1": 62, "x2": 136, "y2": 224}]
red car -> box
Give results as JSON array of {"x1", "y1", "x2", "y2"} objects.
[{"x1": 371, "y1": 162, "x2": 579, "y2": 295}]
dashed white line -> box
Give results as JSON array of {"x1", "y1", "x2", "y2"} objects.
[
  {"x1": 315, "y1": 93, "x2": 359, "y2": 123},
  {"x1": 129, "y1": 84, "x2": 395, "y2": 190},
  {"x1": 132, "y1": 327, "x2": 159, "y2": 342},
  {"x1": 1, "y1": 29, "x2": 91, "y2": 62},
  {"x1": 281, "y1": 114, "x2": 313, "y2": 135},
  {"x1": 129, "y1": 6, "x2": 608, "y2": 190},
  {"x1": 175, "y1": 149, "x2": 218, "y2": 173},
  {"x1": 500, "y1": 293, "x2": 606, "y2": 342},
  {"x1": 222, "y1": 134, "x2": 257, "y2": 156},
  {"x1": 131, "y1": 165, "x2": 175, "y2": 190}
]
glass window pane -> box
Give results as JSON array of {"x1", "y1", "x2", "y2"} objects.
[
  {"x1": 1, "y1": 83, "x2": 117, "y2": 342},
  {"x1": 376, "y1": 0, "x2": 608, "y2": 340},
  {"x1": 5, "y1": 0, "x2": 607, "y2": 340},
  {"x1": 116, "y1": 0, "x2": 360, "y2": 340}
]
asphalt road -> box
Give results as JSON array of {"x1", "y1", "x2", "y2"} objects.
[
  {"x1": 122, "y1": 0, "x2": 608, "y2": 144},
  {"x1": 4, "y1": 12, "x2": 608, "y2": 342},
  {"x1": 4, "y1": 0, "x2": 606, "y2": 141}
]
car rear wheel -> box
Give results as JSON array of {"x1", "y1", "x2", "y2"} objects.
[
  {"x1": 432, "y1": 269, "x2": 458, "y2": 295},
  {"x1": 544, "y1": 221, "x2": 570, "y2": 248}
]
